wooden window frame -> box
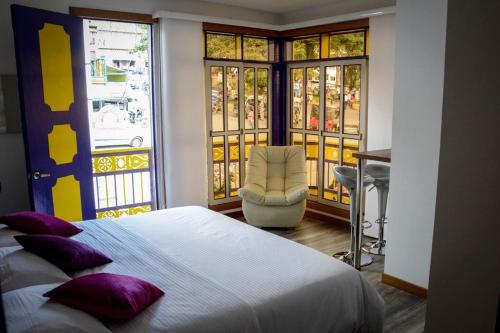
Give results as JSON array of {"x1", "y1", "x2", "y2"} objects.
[{"x1": 69, "y1": 7, "x2": 157, "y2": 24}]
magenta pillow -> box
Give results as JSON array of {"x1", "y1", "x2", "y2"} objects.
[
  {"x1": 44, "y1": 273, "x2": 164, "y2": 320},
  {"x1": 0, "y1": 211, "x2": 81, "y2": 236},
  {"x1": 14, "y1": 235, "x2": 112, "y2": 272}
]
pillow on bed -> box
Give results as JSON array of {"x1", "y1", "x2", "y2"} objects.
[
  {"x1": 44, "y1": 273, "x2": 165, "y2": 320},
  {"x1": 0, "y1": 211, "x2": 82, "y2": 237},
  {"x1": 4, "y1": 283, "x2": 111, "y2": 333},
  {"x1": 0, "y1": 225, "x2": 24, "y2": 247},
  {"x1": 0, "y1": 246, "x2": 70, "y2": 292},
  {"x1": 14, "y1": 235, "x2": 112, "y2": 273}
]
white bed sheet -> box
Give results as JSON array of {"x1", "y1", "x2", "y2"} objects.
[{"x1": 74, "y1": 206, "x2": 384, "y2": 333}]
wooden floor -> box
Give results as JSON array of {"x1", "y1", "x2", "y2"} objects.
[{"x1": 261, "y1": 217, "x2": 427, "y2": 333}]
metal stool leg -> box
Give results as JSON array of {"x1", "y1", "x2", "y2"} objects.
[{"x1": 363, "y1": 183, "x2": 389, "y2": 256}]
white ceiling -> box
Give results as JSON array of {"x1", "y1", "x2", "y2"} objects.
[
  {"x1": 199, "y1": 0, "x2": 339, "y2": 14},
  {"x1": 198, "y1": 0, "x2": 395, "y2": 16}
]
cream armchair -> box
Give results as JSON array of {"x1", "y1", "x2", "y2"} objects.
[{"x1": 238, "y1": 145, "x2": 308, "y2": 228}]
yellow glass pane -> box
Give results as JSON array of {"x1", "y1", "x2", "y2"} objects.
[
  {"x1": 212, "y1": 136, "x2": 225, "y2": 199},
  {"x1": 243, "y1": 37, "x2": 268, "y2": 61},
  {"x1": 291, "y1": 68, "x2": 304, "y2": 129},
  {"x1": 211, "y1": 66, "x2": 224, "y2": 132},
  {"x1": 244, "y1": 134, "x2": 255, "y2": 161},
  {"x1": 342, "y1": 139, "x2": 359, "y2": 166},
  {"x1": 258, "y1": 133, "x2": 268, "y2": 147},
  {"x1": 321, "y1": 33, "x2": 329, "y2": 59},
  {"x1": 291, "y1": 132, "x2": 303, "y2": 146},
  {"x1": 228, "y1": 135, "x2": 240, "y2": 197},
  {"x1": 206, "y1": 33, "x2": 237, "y2": 59},
  {"x1": 292, "y1": 37, "x2": 320, "y2": 60},
  {"x1": 323, "y1": 137, "x2": 339, "y2": 202},
  {"x1": 306, "y1": 67, "x2": 320, "y2": 130},
  {"x1": 306, "y1": 134, "x2": 319, "y2": 196}
]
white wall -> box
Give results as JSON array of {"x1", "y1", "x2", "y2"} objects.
[
  {"x1": 384, "y1": 0, "x2": 448, "y2": 288},
  {"x1": 364, "y1": 14, "x2": 395, "y2": 238},
  {"x1": 160, "y1": 18, "x2": 208, "y2": 207}
]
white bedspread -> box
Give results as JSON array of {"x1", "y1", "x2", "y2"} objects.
[{"x1": 73, "y1": 206, "x2": 384, "y2": 333}]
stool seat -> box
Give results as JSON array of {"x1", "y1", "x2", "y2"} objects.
[
  {"x1": 365, "y1": 164, "x2": 390, "y2": 183},
  {"x1": 333, "y1": 166, "x2": 374, "y2": 190}
]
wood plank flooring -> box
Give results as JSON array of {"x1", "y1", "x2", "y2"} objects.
[{"x1": 260, "y1": 217, "x2": 427, "y2": 333}]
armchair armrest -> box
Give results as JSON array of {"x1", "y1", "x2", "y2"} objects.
[
  {"x1": 238, "y1": 183, "x2": 266, "y2": 205},
  {"x1": 285, "y1": 184, "x2": 309, "y2": 205}
]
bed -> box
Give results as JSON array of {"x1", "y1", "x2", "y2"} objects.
[{"x1": 1, "y1": 206, "x2": 384, "y2": 332}]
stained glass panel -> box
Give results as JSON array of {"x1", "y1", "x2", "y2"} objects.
[
  {"x1": 228, "y1": 135, "x2": 240, "y2": 197},
  {"x1": 323, "y1": 137, "x2": 340, "y2": 201},
  {"x1": 258, "y1": 132, "x2": 268, "y2": 147},
  {"x1": 341, "y1": 139, "x2": 359, "y2": 204},
  {"x1": 306, "y1": 134, "x2": 319, "y2": 196}
]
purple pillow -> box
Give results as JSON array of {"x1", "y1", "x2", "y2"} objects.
[
  {"x1": 0, "y1": 211, "x2": 81, "y2": 237},
  {"x1": 44, "y1": 273, "x2": 164, "y2": 320},
  {"x1": 14, "y1": 235, "x2": 112, "y2": 272}
]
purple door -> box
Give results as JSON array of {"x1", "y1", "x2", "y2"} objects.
[{"x1": 11, "y1": 5, "x2": 95, "y2": 221}]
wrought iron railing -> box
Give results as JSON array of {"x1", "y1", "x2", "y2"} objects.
[{"x1": 91, "y1": 148, "x2": 155, "y2": 218}]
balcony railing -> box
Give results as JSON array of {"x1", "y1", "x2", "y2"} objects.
[{"x1": 91, "y1": 147, "x2": 155, "y2": 218}]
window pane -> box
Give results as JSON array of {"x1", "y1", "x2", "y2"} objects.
[
  {"x1": 306, "y1": 134, "x2": 319, "y2": 196},
  {"x1": 291, "y1": 68, "x2": 304, "y2": 129},
  {"x1": 306, "y1": 67, "x2": 320, "y2": 130},
  {"x1": 292, "y1": 37, "x2": 320, "y2": 60},
  {"x1": 244, "y1": 68, "x2": 255, "y2": 129},
  {"x1": 227, "y1": 67, "x2": 239, "y2": 131},
  {"x1": 244, "y1": 133, "x2": 255, "y2": 170},
  {"x1": 257, "y1": 68, "x2": 268, "y2": 129},
  {"x1": 228, "y1": 135, "x2": 240, "y2": 197},
  {"x1": 211, "y1": 66, "x2": 224, "y2": 132},
  {"x1": 325, "y1": 66, "x2": 341, "y2": 133},
  {"x1": 258, "y1": 132, "x2": 268, "y2": 147},
  {"x1": 212, "y1": 136, "x2": 226, "y2": 199},
  {"x1": 329, "y1": 31, "x2": 365, "y2": 58},
  {"x1": 343, "y1": 65, "x2": 361, "y2": 134},
  {"x1": 291, "y1": 132, "x2": 303, "y2": 146},
  {"x1": 323, "y1": 137, "x2": 340, "y2": 202},
  {"x1": 243, "y1": 37, "x2": 268, "y2": 61},
  {"x1": 341, "y1": 139, "x2": 359, "y2": 204},
  {"x1": 206, "y1": 33, "x2": 236, "y2": 59}
]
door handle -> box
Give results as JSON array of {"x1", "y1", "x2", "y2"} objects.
[{"x1": 32, "y1": 171, "x2": 51, "y2": 180}]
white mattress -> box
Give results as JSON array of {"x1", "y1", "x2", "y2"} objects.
[{"x1": 73, "y1": 206, "x2": 384, "y2": 333}]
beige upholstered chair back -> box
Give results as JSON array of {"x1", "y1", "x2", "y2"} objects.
[{"x1": 245, "y1": 146, "x2": 307, "y2": 192}]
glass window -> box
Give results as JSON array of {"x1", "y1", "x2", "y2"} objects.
[
  {"x1": 343, "y1": 65, "x2": 361, "y2": 134},
  {"x1": 258, "y1": 132, "x2": 268, "y2": 147},
  {"x1": 325, "y1": 66, "x2": 341, "y2": 133},
  {"x1": 306, "y1": 134, "x2": 319, "y2": 196},
  {"x1": 306, "y1": 67, "x2": 320, "y2": 130},
  {"x1": 244, "y1": 68, "x2": 255, "y2": 129},
  {"x1": 206, "y1": 33, "x2": 238, "y2": 59},
  {"x1": 210, "y1": 66, "x2": 224, "y2": 132},
  {"x1": 257, "y1": 68, "x2": 269, "y2": 129},
  {"x1": 323, "y1": 137, "x2": 340, "y2": 202},
  {"x1": 291, "y1": 132, "x2": 303, "y2": 146},
  {"x1": 341, "y1": 139, "x2": 359, "y2": 204},
  {"x1": 226, "y1": 67, "x2": 239, "y2": 131},
  {"x1": 212, "y1": 136, "x2": 226, "y2": 199},
  {"x1": 243, "y1": 37, "x2": 268, "y2": 61},
  {"x1": 291, "y1": 68, "x2": 304, "y2": 129},
  {"x1": 292, "y1": 36, "x2": 320, "y2": 60},
  {"x1": 228, "y1": 135, "x2": 240, "y2": 197},
  {"x1": 329, "y1": 31, "x2": 365, "y2": 58}
]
